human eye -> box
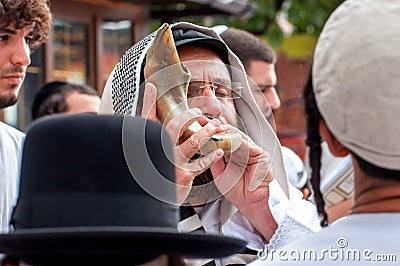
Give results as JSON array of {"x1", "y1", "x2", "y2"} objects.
[
  {"x1": 187, "y1": 81, "x2": 202, "y2": 98},
  {"x1": 254, "y1": 88, "x2": 264, "y2": 95},
  {"x1": 24, "y1": 31, "x2": 34, "y2": 45},
  {"x1": 214, "y1": 85, "x2": 230, "y2": 98},
  {"x1": 25, "y1": 36, "x2": 33, "y2": 44},
  {"x1": 0, "y1": 34, "x2": 9, "y2": 42},
  {"x1": 259, "y1": 84, "x2": 274, "y2": 92}
]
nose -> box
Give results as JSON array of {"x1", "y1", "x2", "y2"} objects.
[
  {"x1": 264, "y1": 87, "x2": 281, "y2": 110},
  {"x1": 11, "y1": 38, "x2": 31, "y2": 66},
  {"x1": 188, "y1": 85, "x2": 222, "y2": 118},
  {"x1": 201, "y1": 84, "x2": 217, "y2": 98}
]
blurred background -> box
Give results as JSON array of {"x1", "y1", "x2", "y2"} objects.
[{"x1": 4, "y1": 0, "x2": 343, "y2": 159}]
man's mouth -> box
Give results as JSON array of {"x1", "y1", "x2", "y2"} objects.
[{"x1": 1, "y1": 73, "x2": 25, "y2": 84}]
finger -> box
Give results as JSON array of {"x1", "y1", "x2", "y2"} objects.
[
  {"x1": 228, "y1": 138, "x2": 266, "y2": 167},
  {"x1": 142, "y1": 83, "x2": 157, "y2": 121},
  {"x1": 248, "y1": 168, "x2": 274, "y2": 191},
  {"x1": 248, "y1": 144, "x2": 274, "y2": 191},
  {"x1": 212, "y1": 161, "x2": 243, "y2": 197},
  {"x1": 179, "y1": 118, "x2": 223, "y2": 159},
  {"x1": 210, "y1": 140, "x2": 250, "y2": 194},
  {"x1": 209, "y1": 153, "x2": 228, "y2": 179},
  {"x1": 226, "y1": 139, "x2": 251, "y2": 168},
  {"x1": 164, "y1": 108, "x2": 203, "y2": 142},
  {"x1": 174, "y1": 148, "x2": 223, "y2": 205},
  {"x1": 185, "y1": 148, "x2": 224, "y2": 175},
  {"x1": 223, "y1": 124, "x2": 255, "y2": 144},
  {"x1": 175, "y1": 148, "x2": 222, "y2": 205}
]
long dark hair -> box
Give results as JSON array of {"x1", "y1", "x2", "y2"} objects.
[{"x1": 303, "y1": 69, "x2": 328, "y2": 227}]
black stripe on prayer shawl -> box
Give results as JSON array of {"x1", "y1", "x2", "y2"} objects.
[
  {"x1": 180, "y1": 206, "x2": 258, "y2": 266},
  {"x1": 204, "y1": 262, "x2": 247, "y2": 266},
  {"x1": 180, "y1": 205, "x2": 198, "y2": 220},
  {"x1": 179, "y1": 205, "x2": 206, "y2": 234}
]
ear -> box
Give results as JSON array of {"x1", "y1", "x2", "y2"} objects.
[{"x1": 319, "y1": 120, "x2": 349, "y2": 157}]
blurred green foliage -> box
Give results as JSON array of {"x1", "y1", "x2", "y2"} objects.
[
  {"x1": 150, "y1": 0, "x2": 344, "y2": 55},
  {"x1": 211, "y1": 0, "x2": 344, "y2": 47},
  {"x1": 284, "y1": 0, "x2": 344, "y2": 34}
]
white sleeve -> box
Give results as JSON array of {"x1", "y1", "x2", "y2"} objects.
[
  {"x1": 221, "y1": 210, "x2": 265, "y2": 251},
  {"x1": 265, "y1": 184, "x2": 321, "y2": 252},
  {"x1": 222, "y1": 181, "x2": 321, "y2": 252}
]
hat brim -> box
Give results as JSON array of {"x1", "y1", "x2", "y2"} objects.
[{"x1": 0, "y1": 227, "x2": 246, "y2": 263}]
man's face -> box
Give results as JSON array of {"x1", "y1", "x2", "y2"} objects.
[
  {"x1": 247, "y1": 60, "x2": 281, "y2": 118},
  {"x1": 177, "y1": 45, "x2": 237, "y2": 126},
  {"x1": 177, "y1": 45, "x2": 239, "y2": 204},
  {"x1": 65, "y1": 91, "x2": 101, "y2": 114},
  {"x1": 0, "y1": 23, "x2": 33, "y2": 108}
]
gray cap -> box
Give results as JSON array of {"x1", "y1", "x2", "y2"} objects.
[{"x1": 313, "y1": 0, "x2": 400, "y2": 170}]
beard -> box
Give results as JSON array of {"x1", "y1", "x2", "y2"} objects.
[
  {"x1": 0, "y1": 66, "x2": 24, "y2": 108},
  {"x1": 0, "y1": 84, "x2": 19, "y2": 108},
  {"x1": 185, "y1": 168, "x2": 222, "y2": 206}
]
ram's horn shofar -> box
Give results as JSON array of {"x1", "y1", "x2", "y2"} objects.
[{"x1": 144, "y1": 23, "x2": 242, "y2": 155}]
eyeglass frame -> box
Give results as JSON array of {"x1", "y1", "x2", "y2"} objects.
[{"x1": 187, "y1": 81, "x2": 243, "y2": 100}]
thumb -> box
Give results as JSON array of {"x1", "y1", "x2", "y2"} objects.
[{"x1": 142, "y1": 82, "x2": 157, "y2": 121}]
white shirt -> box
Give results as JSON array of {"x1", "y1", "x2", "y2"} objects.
[
  {"x1": 249, "y1": 213, "x2": 400, "y2": 265},
  {"x1": 179, "y1": 181, "x2": 321, "y2": 265},
  {"x1": 0, "y1": 122, "x2": 24, "y2": 233}
]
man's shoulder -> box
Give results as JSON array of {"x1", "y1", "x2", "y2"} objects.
[
  {"x1": 283, "y1": 213, "x2": 400, "y2": 247},
  {"x1": 0, "y1": 121, "x2": 25, "y2": 152},
  {"x1": 250, "y1": 213, "x2": 400, "y2": 265}
]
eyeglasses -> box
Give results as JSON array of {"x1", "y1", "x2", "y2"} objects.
[{"x1": 187, "y1": 81, "x2": 243, "y2": 100}]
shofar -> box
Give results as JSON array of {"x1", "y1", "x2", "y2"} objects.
[{"x1": 144, "y1": 23, "x2": 242, "y2": 155}]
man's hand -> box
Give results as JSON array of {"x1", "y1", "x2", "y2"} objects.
[
  {"x1": 142, "y1": 83, "x2": 224, "y2": 204},
  {"x1": 210, "y1": 129, "x2": 277, "y2": 241}
]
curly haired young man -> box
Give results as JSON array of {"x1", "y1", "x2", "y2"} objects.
[{"x1": 0, "y1": 0, "x2": 51, "y2": 233}]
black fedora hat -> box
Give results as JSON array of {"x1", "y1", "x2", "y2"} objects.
[{"x1": 0, "y1": 114, "x2": 246, "y2": 265}]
